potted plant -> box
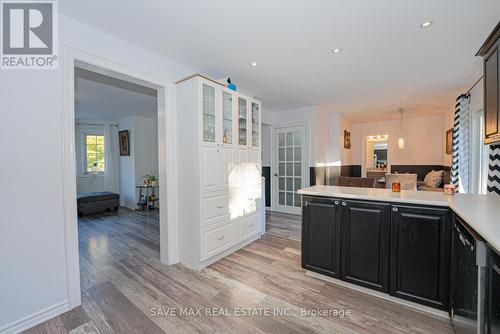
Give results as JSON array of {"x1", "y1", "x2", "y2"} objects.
[{"x1": 143, "y1": 171, "x2": 158, "y2": 187}]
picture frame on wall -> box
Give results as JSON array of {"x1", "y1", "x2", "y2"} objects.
[
  {"x1": 119, "y1": 130, "x2": 130, "y2": 156},
  {"x1": 344, "y1": 130, "x2": 351, "y2": 149},
  {"x1": 446, "y1": 128, "x2": 453, "y2": 155}
]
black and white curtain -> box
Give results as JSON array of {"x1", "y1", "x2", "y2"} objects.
[
  {"x1": 451, "y1": 94, "x2": 470, "y2": 193},
  {"x1": 488, "y1": 144, "x2": 500, "y2": 195}
]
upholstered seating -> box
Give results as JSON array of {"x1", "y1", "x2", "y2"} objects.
[
  {"x1": 77, "y1": 192, "x2": 120, "y2": 216},
  {"x1": 337, "y1": 176, "x2": 376, "y2": 188},
  {"x1": 384, "y1": 173, "x2": 418, "y2": 191}
]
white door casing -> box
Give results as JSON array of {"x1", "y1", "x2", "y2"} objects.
[
  {"x1": 62, "y1": 47, "x2": 177, "y2": 310},
  {"x1": 272, "y1": 124, "x2": 308, "y2": 215}
]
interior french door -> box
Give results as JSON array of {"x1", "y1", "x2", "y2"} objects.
[{"x1": 273, "y1": 126, "x2": 306, "y2": 215}]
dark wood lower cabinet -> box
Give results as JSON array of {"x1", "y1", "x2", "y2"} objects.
[
  {"x1": 341, "y1": 200, "x2": 390, "y2": 292},
  {"x1": 301, "y1": 196, "x2": 341, "y2": 278},
  {"x1": 301, "y1": 196, "x2": 453, "y2": 311},
  {"x1": 390, "y1": 205, "x2": 451, "y2": 309},
  {"x1": 488, "y1": 249, "x2": 500, "y2": 333}
]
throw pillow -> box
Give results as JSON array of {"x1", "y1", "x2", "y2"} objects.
[{"x1": 424, "y1": 170, "x2": 443, "y2": 188}]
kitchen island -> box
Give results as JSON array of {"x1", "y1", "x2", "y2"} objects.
[{"x1": 297, "y1": 185, "x2": 500, "y2": 332}]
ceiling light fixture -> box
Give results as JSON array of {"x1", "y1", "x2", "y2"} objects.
[
  {"x1": 398, "y1": 108, "x2": 405, "y2": 149},
  {"x1": 420, "y1": 20, "x2": 433, "y2": 28},
  {"x1": 332, "y1": 48, "x2": 342, "y2": 54},
  {"x1": 251, "y1": 62, "x2": 257, "y2": 67}
]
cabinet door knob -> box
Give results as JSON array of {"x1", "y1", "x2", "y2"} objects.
[
  {"x1": 334, "y1": 200, "x2": 339, "y2": 205},
  {"x1": 392, "y1": 207, "x2": 398, "y2": 212},
  {"x1": 341, "y1": 202, "x2": 346, "y2": 206},
  {"x1": 248, "y1": 223, "x2": 253, "y2": 227}
]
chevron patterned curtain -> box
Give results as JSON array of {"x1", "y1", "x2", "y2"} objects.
[
  {"x1": 451, "y1": 94, "x2": 470, "y2": 193},
  {"x1": 488, "y1": 144, "x2": 500, "y2": 195}
]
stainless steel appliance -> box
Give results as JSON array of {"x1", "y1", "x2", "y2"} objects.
[{"x1": 451, "y1": 215, "x2": 488, "y2": 334}]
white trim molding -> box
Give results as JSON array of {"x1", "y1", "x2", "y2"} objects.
[
  {"x1": 62, "y1": 47, "x2": 179, "y2": 312},
  {"x1": 270, "y1": 121, "x2": 310, "y2": 214},
  {"x1": 0, "y1": 301, "x2": 69, "y2": 334}
]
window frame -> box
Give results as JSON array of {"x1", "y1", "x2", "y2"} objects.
[{"x1": 81, "y1": 132, "x2": 106, "y2": 175}]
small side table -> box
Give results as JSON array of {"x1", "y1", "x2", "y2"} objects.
[{"x1": 136, "y1": 185, "x2": 159, "y2": 213}]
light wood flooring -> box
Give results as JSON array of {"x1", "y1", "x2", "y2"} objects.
[{"x1": 25, "y1": 209, "x2": 455, "y2": 334}]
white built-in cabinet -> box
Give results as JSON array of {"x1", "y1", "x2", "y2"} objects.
[{"x1": 176, "y1": 75, "x2": 262, "y2": 270}]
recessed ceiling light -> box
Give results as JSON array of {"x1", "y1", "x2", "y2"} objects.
[
  {"x1": 332, "y1": 48, "x2": 342, "y2": 54},
  {"x1": 251, "y1": 62, "x2": 257, "y2": 66},
  {"x1": 420, "y1": 20, "x2": 433, "y2": 28}
]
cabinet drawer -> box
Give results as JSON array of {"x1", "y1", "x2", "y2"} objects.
[
  {"x1": 244, "y1": 185, "x2": 262, "y2": 215},
  {"x1": 203, "y1": 194, "x2": 230, "y2": 222},
  {"x1": 239, "y1": 215, "x2": 260, "y2": 240},
  {"x1": 202, "y1": 222, "x2": 234, "y2": 260}
]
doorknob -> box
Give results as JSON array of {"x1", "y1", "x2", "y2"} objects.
[{"x1": 273, "y1": 173, "x2": 278, "y2": 177}]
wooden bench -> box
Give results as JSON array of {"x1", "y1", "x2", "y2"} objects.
[{"x1": 77, "y1": 192, "x2": 120, "y2": 216}]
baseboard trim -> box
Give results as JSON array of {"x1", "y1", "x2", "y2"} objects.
[
  {"x1": 0, "y1": 300, "x2": 69, "y2": 334},
  {"x1": 306, "y1": 271, "x2": 449, "y2": 319},
  {"x1": 120, "y1": 203, "x2": 136, "y2": 210}
]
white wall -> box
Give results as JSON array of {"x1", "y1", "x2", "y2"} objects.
[
  {"x1": 118, "y1": 116, "x2": 159, "y2": 209},
  {"x1": 0, "y1": 14, "x2": 194, "y2": 332},
  {"x1": 351, "y1": 114, "x2": 445, "y2": 176}
]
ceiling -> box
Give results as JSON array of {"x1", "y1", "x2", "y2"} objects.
[
  {"x1": 61, "y1": 0, "x2": 500, "y2": 113},
  {"x1": 75, "y1": 68, "x2": 158, "y2": 121}
]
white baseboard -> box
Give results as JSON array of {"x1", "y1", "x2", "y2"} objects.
[
  {"x1": 0, "y1": 300, "x2": 69, "y2": 334},
  {"x1": 120, "y1": 202, "x2": 136, "y2": 210},
  {"x1": 306, "y1": 271, "x2": 449, "y2": 319}
]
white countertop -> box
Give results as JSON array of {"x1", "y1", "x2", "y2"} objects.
[{"x1": 298, "y1": 185, "x2": 500, "y2": 253}]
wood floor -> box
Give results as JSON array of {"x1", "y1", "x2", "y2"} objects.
[{"x1": 25, "y1": 209, "x2": 455, "y2": 334}]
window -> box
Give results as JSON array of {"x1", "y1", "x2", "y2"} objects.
[{"x1": 84, "y1": 134, "x2": 105, "y2": 173}]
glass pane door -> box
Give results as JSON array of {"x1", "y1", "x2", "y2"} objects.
[
  {"x1": 222, "y1": 92, "x2": 233, "y2": 144},
  {"x1": 277, "y1": 129, "x2": 303, "y2": 211},
  {"x1": 238, "y1": 97, "x2": 247, "y2": 145},
  {"x1": 252, "y1": 102, "x2": 259, "y2": 147},
  {"x1": 202, "y1": 84, "x2": 216, "y2": 142}
]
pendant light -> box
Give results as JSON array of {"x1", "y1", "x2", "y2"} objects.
[{"x1": 398, "y1": 108, "x2": 405, "y2": 149}]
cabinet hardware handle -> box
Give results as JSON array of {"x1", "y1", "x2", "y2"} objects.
[
  {"x1": 493, "y1": 264, "x2": 500, "y2": 275},
  {"x1": 217, "y1": 236, "x2": 225, "y2": 240},
  {"x1": 216, "y1": 205, "x2": 224, "y2": 209},
  {"x1": 341, "y1": 202, "x2": 346, "y2": 206},
  {"x1": 248, "y1": 223, "x2": 253, "y2": 227},
  {"x1": 334, "y1": 200, "x2": 339, "y2": 205},
  {"x1": 248, "y1": 198, "x2": 253, "y2": 201},
  {"x1": 392, "y1": 207, "x2": 398, "y2": 212}
]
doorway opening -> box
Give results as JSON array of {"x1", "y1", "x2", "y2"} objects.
[
  {"x1": 74, "y1": 61, "x2": 162, "y2": 310},
  {"x1": 62, "y1": 49, "x2": 177, "y2": 310}
]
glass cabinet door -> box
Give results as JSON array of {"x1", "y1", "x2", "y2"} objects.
[
  {"x1": 251, "y1": 102, "x2": 259, "y2": 147},
  {"x1": 222, "y1": 91, "x2": 233, "y2": 144},
  {"x1": 238, "y1": 97, "x2": 247, "y2": 145},
  {"x1": 202, "y1": 83, "x2": 216, "y2": 142}
]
